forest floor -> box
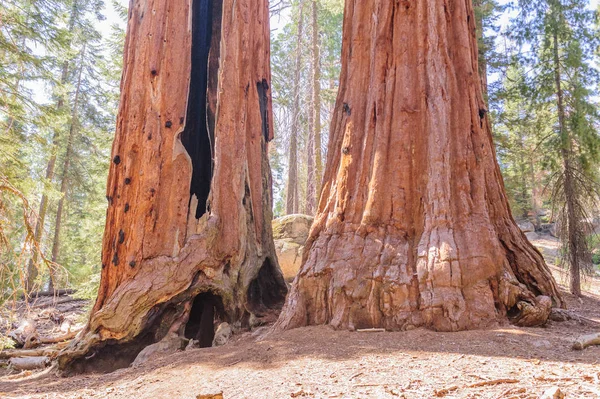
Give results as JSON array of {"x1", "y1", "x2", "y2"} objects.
[{"x1": 1, "y1": 234, "x2": 600, "y2": 399}]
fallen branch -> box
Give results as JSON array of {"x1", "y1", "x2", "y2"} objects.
[
  {"x1": 0, "y1": 348, "x2": 58, "y2": 360},
  {"x1": 23, "y1": 289, "x2": 76, "y2": 300},
  {"x1": 550, "y1": 309, "x2": 599, "y2": 325},
  {"x1": 572, "y1": 332, "x2": 600, "y2": 350},
  {"x1": 435, "y1": 379, "x2": 519, "y2": 397},
  {"x1": 31, "y1": 296, "x2": 84, "y2": 308},
  {"x1": 356, "y1": 328, "x2": 386, "y2": 333},
  {"x1": 0, "y1": 344, "x2": 66, "y2": 360},
  {"x1": 40, "y1": 329, "x2": 80, "y2": 344},
  {"x1": 466, "y1": 379, "x2": 519, "y2": 388},
  {"x1": 434, "y1": 386, "x2": 458, "y2": 397}
]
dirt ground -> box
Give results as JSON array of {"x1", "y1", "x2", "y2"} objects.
[{"x1": 1, "y1": 235, "x2": 600, "y2": 399}]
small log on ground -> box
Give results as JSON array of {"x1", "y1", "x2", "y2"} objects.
[
  {"x1": 572, "y1": 332, "x2": 600, "y2": 350},
  {"x1": 0, "y1": 347, "x2": 60, "y2": 360},
  {"x1": 8, "y1": 356, "x2": 50, "y2": 370},
  {"x1": 550, "y1": 308, "x2": 598, "y2": 325},
  {"x1": 31, "y1": 297, "x2": 84, "y2": 308},
  {"x1": 23, "y1": 289, "x2": 76, "y2": 300}
]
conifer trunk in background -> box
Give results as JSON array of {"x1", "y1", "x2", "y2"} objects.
[
  {"x1": 286, "y1": 4, "x2": 304, "y2": 215},
  {"x1": 58, "y1": 0, "x2": 287, "y2": 373},
  {"x1": 306, "y1": 77, "x2": 315, "y2": 215},
  {"x1": 473, "y1": 0, "x2": 489, "y2": 102},
  {"x1": 276, "y1": 0, "x2": 563, "y2": 333},
  {"x1": 24, "y1": 1, "x2": 79, "y2": 293},
  {"x1": 311, "y1": 0, "x2": 323, "y2": 211},
  {"x1": 552, "y1": 31, "x2": 580, "y2": 296},
  {"x1": 48, "y1": 48, "x2": 86, "y2": 291},
  {"x1": 305, "y1": 0, "x2": 321, "y2": 216}
]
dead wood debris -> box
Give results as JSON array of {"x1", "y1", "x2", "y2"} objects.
[
  {"x1": 572, "y1": 332, "x2": 600, "y2": 350},
  {"x1": 435, "y1": 379, "x2": 520, "y2": 397},
  {"x1": 356, "y1": 328, "x2": 386, "y2": 333},
  {"x1": 196, "y1": 393, "x2": 223, "y2": 399}
]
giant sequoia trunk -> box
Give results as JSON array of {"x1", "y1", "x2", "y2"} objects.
[
  {"x1": 58, "y1": 0, "x2": 287, "y2": 373},
  {"x1": 276, "y1": 0, "x2": 563, "y2": 333}
]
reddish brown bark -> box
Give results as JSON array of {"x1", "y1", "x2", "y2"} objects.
[
  {"x1": 276, "y1": 0, "x2": 563, "y2": 333},
  {"x1": 58, "y1": 0, "x2": 286, "y2": 373}
]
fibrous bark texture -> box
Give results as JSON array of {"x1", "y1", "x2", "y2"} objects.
[
  {"x1": 276, "y1": 0, "x2": 563, "y2": 333},
  {"x1": 58, "y1": 0, "x2": 286, "y2": 373}
]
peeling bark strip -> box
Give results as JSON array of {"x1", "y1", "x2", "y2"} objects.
[
  {"x1": 276, "y1": 0, "x2": 563, "y2": 333},
  {"x1": 58, "y1": 0, "x2": 286, "y2": 373}
]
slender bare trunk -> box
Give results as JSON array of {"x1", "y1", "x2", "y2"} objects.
[
  {"x1": 25, "y1": 2, "x2": 79, "y2": 293},
  {"x1": 305, "y1": 0, "x2": 321, "y2": 215},
  {"x1": 48, "y1": 47, "x2": 86, "y2": 291},
  {"x1": 286, "y1": 4, "x2": 304, "y2": 215},
  {"x1": 312, "y1": 0, "x2": 323, "y2": 207}
]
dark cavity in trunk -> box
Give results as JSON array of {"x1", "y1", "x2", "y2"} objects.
[
  {"x1": 247, "y1": 258, "x2": 287, "y2": 316},
  {"x1": 184, "y1": 292, "x2": 225, "y2": 348},
  {"x1": 181, "y1": 0, "x2": 222, "y2": 219}
]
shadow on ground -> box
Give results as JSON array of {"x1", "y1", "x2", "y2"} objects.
[{"x1": 1, "y1": 287, "x2": 599, "y2": 398}]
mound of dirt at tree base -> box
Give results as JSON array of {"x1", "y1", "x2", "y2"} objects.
[{"x1": 1, "y1": 286, "x2": 599, "y2": 399}]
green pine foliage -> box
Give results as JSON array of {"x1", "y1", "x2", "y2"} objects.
[
  {"x1": 0, "y1": 0, "x2": 125, "y2": 300},
  {"x1": 500, "y1": 0, "x2": 600, "y2": 293}
]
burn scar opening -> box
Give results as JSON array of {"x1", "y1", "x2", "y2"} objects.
[
  {"x1": 247, "y1": 258, "x2": 287, "y2": 316},
  {"x1": 257, "y1": 79, "x2": 270, "y2": 143},
  {"x1": 184, "y1": 292, "x2": 225, "y2": 348},
  {"x1": 181, "y1": 0, "x2": 223, "y2": 219}
]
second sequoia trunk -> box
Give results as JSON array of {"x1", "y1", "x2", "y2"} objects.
[
  {"x1": 276, "y1": 0, "x2": 563, "y2": 332},
  {"x1": 58, "y1": 0, "x2": 287, "y2": 373}
]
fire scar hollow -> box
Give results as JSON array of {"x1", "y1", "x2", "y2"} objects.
[{"x1": 57, "y1": 0, "x2": 287, "y2": 374}]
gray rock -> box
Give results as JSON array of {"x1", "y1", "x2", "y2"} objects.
[
  {"x1": 525, "y1": 231, "x2": 539, "y2": 241},
  {"x1": 517, "y1": 220, "x2": 535, "y2": 233},
  {"x1": 532, "y1": 339, "x2": 551, "y2": 348},
  {"x1": 186, "y1": 339, "x2": 199, "y2": 350},
  {"x1": 132, "y1": 334, "x2": 186, "y2": 367},
  {"x1": 272, "y1": 214, "x2": 314, "y2": 244},
  {"x1": 212, "y1": 322, "x2": 232, "y2": 347},
  {"x1": 272, "y1": 214, "x2": 314, "y2": 281}
]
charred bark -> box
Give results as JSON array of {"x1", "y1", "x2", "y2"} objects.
[
  {"x1": 276, "y1": 0, "x2": 563, "y2": 333},
  {"x1": 58, "y1": 0, "x2": 286, "y2": 373}
]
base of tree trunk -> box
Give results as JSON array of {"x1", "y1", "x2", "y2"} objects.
[
  {"x1": 56, "y1": 240, "x2": 287, "y2": 374},
  {"x1": 276, "y1": 222, "x2": 562, "y2": 332}
]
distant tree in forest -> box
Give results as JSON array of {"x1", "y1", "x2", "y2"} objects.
[
  {"x1": 0, "y1": 0, "x2": 124, "y2": 297},
  {"x1": 270, "y1": 0, "x2": 342, "y2": 217},
  {"x1": 510, "y1": 0, "x2": 600, "y2": 296},
  {"x1": 494, "y1": 65, "x2": 552, "y2": 221}
]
